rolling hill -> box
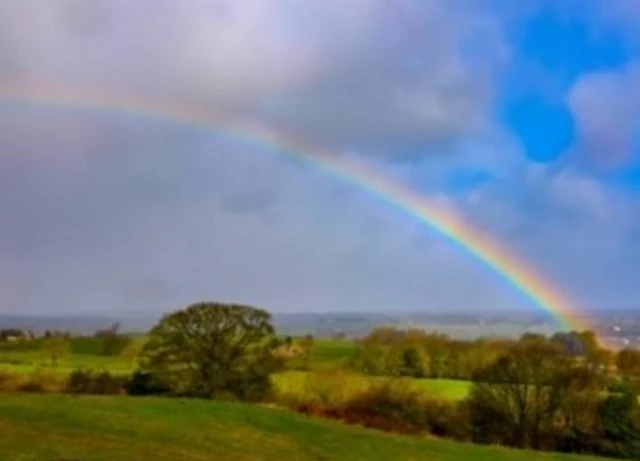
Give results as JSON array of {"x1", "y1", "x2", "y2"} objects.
[{"x1": 0, "y1": 394, "x2": 608, "y2": 461}]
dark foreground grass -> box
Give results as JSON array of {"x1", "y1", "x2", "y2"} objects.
[{"x1": 0, "y1": 394, "x2": 607, "y2": 461}]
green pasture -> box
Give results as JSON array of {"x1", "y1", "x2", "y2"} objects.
[
  {"x1": 273, "y1": 371, "x2": 471, "y2": 402},
  {"x1": 310, "y1": 338, "x2": 357, "y2": 367},
  {"x1": 0, "y1": 341, "x2": 472, "y2": 401},
  {"x1": 0, "y1": 394, "x2": 607, "y2": 461},
  {"x1": 0, "y1": 351, "x2": 135, "y2": 373}
]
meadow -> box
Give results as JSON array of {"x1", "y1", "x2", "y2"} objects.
[
  {"x1": 272, "y1": 371, "x2": 471, "y2": 402},
  {"x1": 2, "y1": 329, "x2": 638, "y2": 460},
  {"x1": 0, "y1": 338, "x2": 472, "y2": 401},
  {"x1": 0, "y1": 394, "x2": 609, "y2": 461}
]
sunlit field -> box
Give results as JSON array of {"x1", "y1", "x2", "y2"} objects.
[
  {"x1": 310, "y1": 339, "x2": 357, "y2": 367},
  {"x1": 0, "y1": 337, "x2": 472, "y2": 401},
  {"x1": 0, "y1": 351, "x2": 135, "y2": 374},
  {"x1": 0, "y1": 357, "x2": 472, "y2": 401},
  {"x1": 273, "y1": 371, "x2": 471, "y2": 402}
]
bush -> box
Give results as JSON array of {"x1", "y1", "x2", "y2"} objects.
[
  {"x1": 272, "y1": 370, "x2": 373, "y2": 415},
  {"x1": 0, "y1": 369, "x2": 66, "y2": 393},
  {"x1": 221, "y1": 373, "x2": 273, "y2": 402},
  {"x1": 66, "y1": 369, "x2": 127, "y2": 395},
  {"x1": 424, "y1": 398, "x2": 470, "y2": 440},
  {"x1": 274, "y1": 374, "x2": 468, "y2": 439},
  {"x1": 124, "y1": 370, "x2": 170, "y2": 396},
  {"x1": 594, "y1": 391, "x2": 640, "y2": 459},
  {"x1": 338, "y1": 380, "x2": 468, "y2": 438},
  {"x1": 340, "y1": 381, "x2": 428, "y2": 433}
]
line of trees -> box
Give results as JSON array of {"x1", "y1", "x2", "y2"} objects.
[
  {"x1": 349, "y1": 327, "x2": 618, "y2": 381},
  {"x1": 466, "y1": 336, "x2": 640, "y2": 457},
  {"x1": 346, "y1": 326, "x2": 640, "y2": 458}
]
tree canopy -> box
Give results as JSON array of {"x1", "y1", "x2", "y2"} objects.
[{"x1": 139, "y1": 302, "x2": 283, "y2": 400}]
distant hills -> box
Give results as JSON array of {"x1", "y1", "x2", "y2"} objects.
[
  {"x1": 2, "y1": 309, "x2": 638, "y2": 338},
  {"x1": 0, "y1": 314, "x2": 151, "y2": 334}
]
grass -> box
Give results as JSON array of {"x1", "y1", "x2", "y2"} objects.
[
  {"x1": 310, "y1": 338, "x2": 357, "y2": 367},
  {"x1": 0, "y1": 337, "x2": 137, "y2": 377},
  {"x1": 0, "y1": 347, "x2": 473, "y2": 401},
  {"x1": 0, "y1": 394, "x2": 609, "y2": 461},
  {"x1": 274, "y1": 371, "x2": 471, "y2": 402},
  {"x1": 411, "y1": 378, "x2": 471, "y2": 400}
]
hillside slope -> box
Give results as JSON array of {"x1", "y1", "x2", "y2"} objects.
[{"x1": 0, "y1": 395, "x2": 607, "y2": 461}]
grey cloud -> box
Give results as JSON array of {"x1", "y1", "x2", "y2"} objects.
[
  {"x1": 0, "y1": 0, "x2": 505, "y2": 150},
  {"x1": 5, "y1": 1, "x2": 638, "y2": 319},
  {"x1": 0, "y1": 104, "x2": 530, "y2": 315},
  {"x1": 567, "y1": 64, "x2": 640, "y2": 166},
  {"x1": 457, "y1": 166, "x2": 640, "y2": 311}
]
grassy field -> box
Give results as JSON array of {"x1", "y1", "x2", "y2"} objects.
[
  {"x1": 311, "y1": 338, "x2": 357, "y2": 367},
  {"x1": 411, "y1": 377, "x2": 471, "y2": 400},
  {"x1": 0, "y1": 336, "x2": 137, "y2": 374},
  {"x1": 0, "y1": 351, "x2": 135, "y2": 374},
  {"x1": 273, "y1": 371, "x2": 471, "y2": 402},
  {"x1": 0, "y1": 341, "x2": 473, "y2": 401},
  {"x1": 0, "y1": 394, "x2": 608, "y2": 461}
]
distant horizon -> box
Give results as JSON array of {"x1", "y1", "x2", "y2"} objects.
[{"x1": 1, "y1": 305, "x2": 636, "y2": 320}]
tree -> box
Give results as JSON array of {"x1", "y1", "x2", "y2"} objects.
[
  {"x1": 551, "y1": 331, "x2": 586, "y2": 356},
  {"x1": 96, "y1": 322, "x2": 129, "y2": 356},
  {"x1": 597, "y1": 385, "x2": 640, "y2": 458},
  {"x1": 401, "y1": 347, "x2": 423, "y2": 377},
  {"x1": 299, "y1": 334, "x2": 314, "y2": 370},
  {"x1": 42, "y1": 335, "x2": 71, "y2": 366},
  {"x1": 120, "y1": 336, "x2": 147, "y2": 368},
  {"x1": 551, "y1": 366, "x2": 605, "y2": 453},
  {"x1": 616, "y1": 349, "x2": 640, "y2": 384},
  {"x1": 468, "y1": 339, "x2": 569, "y2": 449},
  {"x1": 274, "y1": 335, "x2": 315, "y2": 371},
  {"x1": 139, "y1": 302, "x2": 283, "y2": 400}
]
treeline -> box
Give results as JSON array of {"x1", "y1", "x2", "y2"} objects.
[
  {"x1": 345, "y1": 327, "x2": 640, "y2": 458},
  {"x1": 349, "y1": 327, "x2": 616, "y2": 381},
  {"x1": 0, "y1": 324, "x2": 134, "y2": 359},
  {"x1": 466, "y1": 336, "x2": 640, "y2": 457}
]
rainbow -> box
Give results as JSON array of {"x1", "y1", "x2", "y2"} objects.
[{"x1": 0, "y1": 82, "x2": 597, "y2": 338}]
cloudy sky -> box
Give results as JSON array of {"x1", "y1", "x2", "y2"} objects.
[{"x1": 1, "y1": 0, "x2": 639, "y2": 317}]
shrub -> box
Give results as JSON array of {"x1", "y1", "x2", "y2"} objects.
[
  {"x1": 274, "y1": 374, "x2": 468, "y2": 439},
  {"x1": 124, "y1": 370, "x2": 170, "y2": 396},
  {"x1": 17, "y1": 378, "x2": 46, "y2": 393},
  {"x1": 0, "y1": 371, "x2": 12, "y2": 390},
  {"x1": 0, "y1": 369, "x2": 66, "y2": 393},
  {"x1": 339, "y1": 380, "x2": 428, "y2": 433},
  {"x1": 66, "y1": 369, "x2": 127, "y2": 395},
  {"x1": 222, "y1": 373, "x2": 273, "y2": 402},
  {"x1": 423, "y1": 398, "x2": 470, "y2": 440},
  {"x1": 273, "y1": 370, "x2": 373, "y2": 415},
  {"x1": 594, "y1": 391, "x2": 640, "y2": 459}
]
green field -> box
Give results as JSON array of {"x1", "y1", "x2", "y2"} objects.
[
  {"x1": 410, "y1": 377, "x2": 471, "y2": 400},
  {"x1": 273, "y1": 371, "x2": 471, "y2": 402},
  {"x1": 0, "y1": 343, "x2": 473, "y2": 401},
  {"x1": 311, "y1": 339, "x2": 356, "y2": 366},
  {"x1": 0, "y1": 394, "x2": 607, "y2": 461},
  {"x1": 0, "y1": 351, "x2": 134, "y2": 374},
  {"x1": 0, "y1": 336, "x2": 137, "y2": 374}
]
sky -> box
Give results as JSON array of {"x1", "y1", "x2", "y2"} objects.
[{"x1": 1, "y1": 0, "x2": 640, "y2": 317}]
